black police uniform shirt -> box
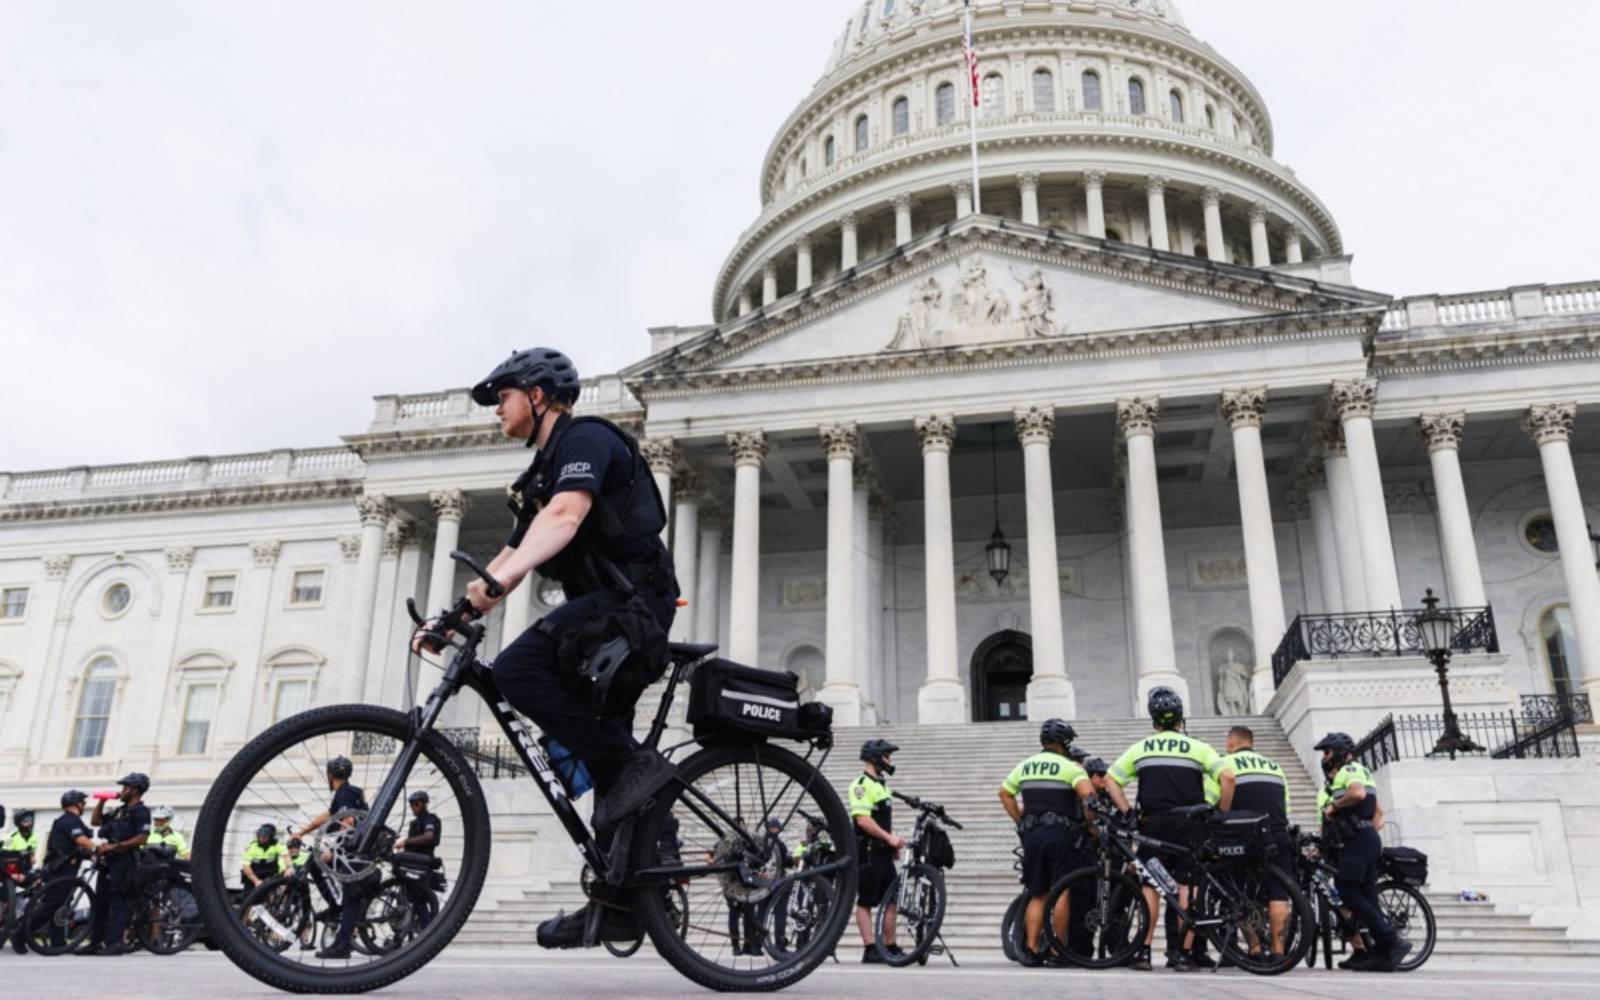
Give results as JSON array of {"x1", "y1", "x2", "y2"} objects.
[
  {"x1": 99, "y1": 803, "x2": 152, "y2": 868},
  {"x1": 47, "y1": 811, "x2": 92, "y2": 866},
  {"x1": 331, "y1": 783, "x2": 367, "y2": 815},
  {"x1": 407, "y1": 812, "x2": 442, "y2": 857}
]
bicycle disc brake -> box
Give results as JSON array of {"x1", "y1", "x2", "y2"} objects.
[
  {"x1": 314, "y1": 809, "x2": 384, "y2": 884},
  {"x1": 712, "y1": 831, "x2": 777, "y2": 904}
]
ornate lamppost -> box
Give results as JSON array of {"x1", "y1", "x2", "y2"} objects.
[
  {"x1": 985, "y1": 425, "x2": 1011, "y2": 585},
  {"x1": 1414, "y1": 588, "x2": 1485, "y2": 759}
]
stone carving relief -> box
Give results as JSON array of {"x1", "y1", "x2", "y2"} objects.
[
  {"x1": 954, "y1": 561, "x2": 1082, "y2": 602},
  {"x1": 1187, "y1": 552, "x2": 1248, "y2": 590},
  {"x1": 885, "y1": 256, "x2": 1064, "y2": 351},
  {"x1": 953, "y1": 256, "x2": 1010, "y2": 326},
  {"x1": 780, "y1": 578, "x2": 826, "y2": 611}
]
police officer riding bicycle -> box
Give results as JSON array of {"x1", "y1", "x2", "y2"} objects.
[{"x1": 410, "y1": 347, "x2": 679, "y2": 949}]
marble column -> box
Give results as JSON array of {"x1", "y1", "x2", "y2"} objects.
[
  {"x1": 1418, "y1": 412, "x2": 1487, "y2": 608},
  {"x1": 1524, "y1": 403, "x2": 1600, "y2": 695},
  {"x1": 952, "y1": 180, "x2": 973, "y2": 218},
  {"x1": 1299, "y1": 462, "x2": 1345, "y2": 613},
  {"x1": 1201, "y1": 186, "x2": 1226, "y2": 262},
  {"x1": 1285, "y1": 224, "x2": 1305, "y2": 265},
  {"x1": 892, "y1": 193, "x2": 913, "y2": 246},
  {"x1": 425, "y1": 489, "x2": 467, "y2": 614},
  {"x1": 669, "y1": 471, "x2": 702, "y2": 642},
  {"x1": 346, "y1": 494, "x2": 392, "y2": 702},
  {"x1": 817, "y1": 423, "x2": 863, "y2": 724},
  {"x1": 737, "y1": 289, "x2": 753, "y2": 317},
  {"x1": 852, "y1": 463, "x2": 874, "y2": 722},
  {"x1": 866, "y1": 497, "x2": 888, "y2": 722},
  {"x1": 839, "y1": 212, "x2": 859, "y2": 270},
  {"x1": 1249, "y1": 202, "x2": 1271, "y2": 267},
  {"x1": 1014, "y1": 405, "x2": 1076, "y2": 718},
  {"x1": 1083, "y1": 170, "x2": 1107, "y2": 239},
  {"x1": 1018, "y1": 171, "x2": 1041, "y2": 226},
  {"x1": 794, "y1": 237, "x2": 813, "y2": 291},
  {"x1": 1145, "y1": 175, "x2": 1170, "y2": 252},
  {"x1": 761, "y1": 260, "x2": 778, "y2": 306},
  {"x1": 1221, "y1": 389, "x2": 1286, "y2": 711},
  {"x1": 1318, "y1": 421, "x2": 1369, "y2": 611},
  {"x1": 641, "y1": 437, "x2": 678, "y2": 545},
  {"x1": 1117, "y1": 398, "x2": 1185, "y2": 705},
  {"x1": 725, "y1": 431, "x2": 767, "y2": 664},
  {"x1": 1332, "y1": 379, "x2": 1401, "y2": 610},
  {"x1": 915, "y1": 415, "x2": 967, "y2": 722},
  {"x1": 694, "y1": 512, "x2": 724, "y2": 646}
]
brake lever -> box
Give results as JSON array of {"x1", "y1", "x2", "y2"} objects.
[{"x1": 406, "y1": 598, "x2": 425, "y2": 626}]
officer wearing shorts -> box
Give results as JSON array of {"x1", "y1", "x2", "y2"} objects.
[
  {"x1": 849, "y1": 739, "x2": 904, "y2": 963},
  {"x1": 1218, "y1": 725, "x2": 1292, "y2": 956},
  {"x1": 999, "y1": 719, "x2": 1093, "y2": 965},
  {"x1": 1105, "y1": 686, "x2": 1225, "y2": 971}
]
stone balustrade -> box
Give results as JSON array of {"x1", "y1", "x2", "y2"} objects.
[
  {"x1": 1382, "y1": 280, "x2": 1600, "y2": 332},
  {"x1": 0, "y1": 446, "x2": 364, "y2": 502},
  {"x1": 370, "y1": 374, "x2": 640, "y2": 432}
]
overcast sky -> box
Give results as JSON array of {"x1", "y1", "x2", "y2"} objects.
[{"x1": 2, "y1": 1, "x2": 1596, "y2": 472}]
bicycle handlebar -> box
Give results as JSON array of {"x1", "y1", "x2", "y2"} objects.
[
  {"x1": 892, "y1": 791, "x2": 963, "y2": 829},
  {"x1": 406, "y1": 550, "x2": 506, "y2": 653}
]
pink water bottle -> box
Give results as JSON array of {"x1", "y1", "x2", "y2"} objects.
[{"x1": 91, "y1": 789, "x2": 120, "y2": 801}]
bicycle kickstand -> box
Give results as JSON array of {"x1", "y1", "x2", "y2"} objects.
[{"x1": 936, "y1": 933, "x2": 959, "y2": 968}]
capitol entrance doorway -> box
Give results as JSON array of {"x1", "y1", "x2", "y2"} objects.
[{"x1": 972, "y1": 630, "x2": 1033, "y2": 722}]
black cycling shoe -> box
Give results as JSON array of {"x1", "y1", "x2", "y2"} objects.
[
  {"x1": 1188, "y1": 948, "x2": 1217, "y2": 969},
  {"x1": 862, "y1": 945, "x2": 884, "y2": 964},
  {"x1": 1377, "y1": 940, "x2": 1412, "y2": 972},
  {"x1": 535, "y1": 903, "x2": 641, "y2": 949},
  {"x1": 1340, "y1": 948, "x2": 1378, "y2": 970},
  {"x1": 591, "y1": 750, "x2": 676, "y2": 837},
  {"x1": 1168, "y1": 951, "x2": 1199, "y2": 972},
  {"x1": 1131, "y1": 945, "x2": 1153, "y2": 971},
  {"x1": 315, "y1": 940, "x2": 353, "y2": 960},
  {"x1": 885, "y1": 943, "x2": 905, "y2": 958},
  {"x1": 1018, "y1": 946, "x2": 1045, "y2": 968}
]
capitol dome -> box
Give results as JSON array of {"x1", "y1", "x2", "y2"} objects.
[{"x1": 713, "y1": 0, "x2": 1340, "y2": 322}]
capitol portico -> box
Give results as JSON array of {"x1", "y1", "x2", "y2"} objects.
[{"x1": 4, "y1": 0, "x2": 1600, "y2": 796}]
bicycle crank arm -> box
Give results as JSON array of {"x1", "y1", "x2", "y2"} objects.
[
  {"x1": 626, "y1": 861, "x2": 743, "y2": 886},
  {"x1": 755, "y1": 856, "x2": 852, "y2": 900}
]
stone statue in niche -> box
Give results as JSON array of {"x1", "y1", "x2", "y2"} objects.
[
  {"x1": 952, "y1": 256, "x2": 1010, "y2": 326},
  {"x1": 1042, "y1": 206, "x2": 1072, "y2": 232},
  {"x1": 1012, "y1": 266, "x2": 1060, "y2": 338},
  {"x1": 1213, "y1": 639, "x2": 1252, "y2": 716},
  {"x1": 887, "y1": 277, "x2": 944, "y2": 350}
]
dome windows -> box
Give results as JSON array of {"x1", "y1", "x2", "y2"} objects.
[
  {"x1": 1081, "y1": 70, "x2": 1102, "y2": 111},
  {"x1": 892, "y1": 96, "x2": 910, "y2": 136},
  {"x1": 935, "y1": 82, "x2": 956, "y2": 125},
  {"x1": 1128, "y1": 77, "x2": 1147, "y2": 116},
  {"x1": 824, "y1": 135, "x2": 836, "y2": 166},
  {"x1": 855, "y1": 114, "x2": 870, "y2": 152},
  {"x1": 981, "y1": 72, "x2": 1004, "y2": 118},
  {"x1": 1032, "y1": 69, "x2": 1055, "y2": 112},
  {"x1": 1169, "y1": 89, "x2": 1184, "y2": 123}
]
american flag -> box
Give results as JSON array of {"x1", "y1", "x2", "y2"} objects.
[{"x1": 964, "y1": 1, "x2": 980, "y2": 107}]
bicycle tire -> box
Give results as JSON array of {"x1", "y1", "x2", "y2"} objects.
[
  {"x1": 1208, "y1": 860, "x2": 1315, "y2": 976},
  {"x1": 874, "y1": 864, "x2": 944, "y2": 967},
  {"x1": 1000, "y1": 891, "x2": 1026, "y2": 963},
  {"x1": 239, "y1": 877, "x2": 310, "y2": 953},
  {"x1": 1377, "y1": 880, "x2": 1435, "y2": 971},
  {"x1": 141, "y1": 880, "x2": 203, "y2": 955},
  {"x1": 23, "y1": 875, "x2": 95, "y2": 956},
  {"x1": 1041, "y1": 866, "x2": 1146, "y2": 969},
  {"x1": 192, "y1": 704, "x2": 490, "y2": 994},
  {"x1": 762, "y1": 871, "x2": 833, "y2": 962},
  {"x1": 632, "y1": 740, "x2": 856, "y2": 992},
  {"x1": 357, "y1": 878, "x2": 437, "y2": 956}
]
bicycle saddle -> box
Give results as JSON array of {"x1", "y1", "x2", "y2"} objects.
[
  {"x1": 667, "y1": 642, "x2": 718, "y2": 662},
  {"x1": 1172, "y1": 804, "x2": 1214, "y2": 820}
]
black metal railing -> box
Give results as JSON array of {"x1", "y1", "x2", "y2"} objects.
[
  {"x1": 1520, "y1": 693, "x2": 1593, "y2": 725},
  {"x1": 351, "y1": 729, "x2": 525, "y2": 779},
  {"x1": 1272, "y1": 605, "x2": 1499, "y2": 687},
  {"x1": 1353, "y1": 710, "x2": 1581, "y2": 772}
]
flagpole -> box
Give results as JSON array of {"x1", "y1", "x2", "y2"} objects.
[{"x1": 964, "y1": 0, "x2": 981, "y2": 214}]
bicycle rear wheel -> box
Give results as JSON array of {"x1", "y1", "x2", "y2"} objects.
[
  {"x1": 1208, "y1": 860, "x2": 1314, "y2": 975},
  {"x1": 631, "y1": 739, "x2": 855, "y2": 992},
  {"x1": 192, "y1": 704, "x2": 490, "y2": 993},
  {"x1": 1000, "y1": 891, "x2": 1026, "y2": 962},
  {"x1": 875, "y1": 864, "x2": 945, "y2": 966},
  {"x1": 141, "y1": 880, "x2": 203, "y2": 955},
  {"x1": 1378, "y1": 881, "x2": 1435, "y2": 971},
  {"x1": 1041, "y1": 867, "x2": 1146, "y2": 968},
  {"x1": 23, "y1": 875, "x2": 95, "y2": 955},
  {"x1": 240, "y1": 877, "x2": 312, "y2": 953},
  {"x1": 763, "y1": 876, "x2": 831, "y2": 961}
]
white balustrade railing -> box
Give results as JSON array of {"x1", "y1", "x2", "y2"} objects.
[
  {"x1": 397, "y1": 393, "x2": 449, "y2": 419},
  {"x1": 1378, "y1": 306, "x2": 1409, "y2": 332},
  {"x1": 87, "y1": 461, "x2": 187, "y2": 490},
  {"x1": 1437, "y1": 292, "x2": 1512, "y2": 326},
  {"x1": 205, "y1": 454, "x2": 273, "y2": 479},
  {"x1": 290, "y1": 448, "x2": 363, "y2": 475},
  {"x1": 7, "y1": 471, "x2": 72, "y2": 494},
  {"x1": 1545, "y1": 281, "x2": 1600, "y2": 316}
]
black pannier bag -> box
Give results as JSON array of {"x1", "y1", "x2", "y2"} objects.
[
  {"x1": 1206, "y1": 810, "x2": 1272, "y2": 861},
  {"x1": 687, "y1": 659, "x2": 805, "y2": 740},
  {"x1": 1381, "y1": 845, "x2": 1429, "y2": 886},
  {"x1": 924, "y1": 824, "x2": 956, "y2": 870}
]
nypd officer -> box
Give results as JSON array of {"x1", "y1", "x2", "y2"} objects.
[
  {"x1": 26, "y1": 791, "x2": 95, "y2": 949},
  {"x1": 998, "y1": 719, "x2": 1094, "y2": 966},
  {"x1": 849, "y1": 738, "x2": 904, "y2": 963},
  {"x1": 416, "y1": 349, "x2": 679, "y2": 949},
  {"x1": 3, "y1": 808, "x2": 39, "y2": 871},
  {"x1": 294, "y1": 756, "x2": 371, "y2": 960},
  {"x1": 87, "y1": 772, "x2": 152, "y2": 954},
  {"x1": 1218, "y1": 725, "x2": 1292, "y2": 959},
  {"x1": 1105, "y1": 687, "x2": 1226, "y2": 971},
  {"x1": 1315, "y1": 732, "x2": 1410, "y2": 971}
]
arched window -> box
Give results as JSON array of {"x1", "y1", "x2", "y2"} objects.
[
  {"x1": 1541, "y1": 606, "x2": 1578, "y2": 698},
  {"x1": 892, "y1": 96, "x2": 909, "y2": 135},
  {"x1": 935, "y1": 82, "x2": 956, "y2": 125},
  {"x1": 70, "y1": 657, "x2": 117, "y2": 758},
  {"x1": 1204, "y1": 104, "x2": 1216, "y2": 129},
  {"x1": 824, "y1": 134, "x2": 835, "y2": 166},
  {"x1": 854, "y1": 114, "x2": 870, "y2": 152},
  {"x1": 981, "y1": 72, "x2": 1004, "y2": 118},
  {"x1": 1081, "y1": 70, "x2": 1102, "y2": 111},
  {"x1": 1128, "y1": 77, "x2": 1146, "y2": 116},
  {"x1": 1169, "y1": 89, "x2": 1184, "y2": 122},
  {"x1": 1032, "y1": 68, "x2": 1055, "y2": 112}
]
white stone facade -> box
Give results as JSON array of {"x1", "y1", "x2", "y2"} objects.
[{"x1": 4, "y1": 0, "x2": 1600, "y2": 814}]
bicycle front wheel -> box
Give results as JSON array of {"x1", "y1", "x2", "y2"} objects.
[
  {"x1": 23, "y1": 875, "x2": 95, "y2": 956},
  {"x1": 1041, "y1": 866, "x2": 1147, "y2": 969},
  {"x1": 875, "y1": 864, "x2": 945, "y2": 966},
  {"x1": 1208, "y1": 860, "x2": 1315, "y2": 975},
  {"x1": 1378, "y1": 881, "x2": 1435, "y2": 971},
  {"x1": 191, "y1": 704, "x2": 490, "y2": 994},
  {"x1": 1000, "y1": 890, "x2": 1026, "y2": 963}
]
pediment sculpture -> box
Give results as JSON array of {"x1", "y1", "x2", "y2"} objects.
[{"x1": 886, "y1": 255, "x2": 1063, "y2": 351}]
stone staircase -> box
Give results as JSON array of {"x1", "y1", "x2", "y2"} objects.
[{"x1": 455, "y1": 715, "x2": 1600, "y2": 960}]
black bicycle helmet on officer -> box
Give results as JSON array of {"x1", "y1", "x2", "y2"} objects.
[
  {"x1": 1039, "y1": 718, "x2": 1076, "y2": 749},
  {"x1": 1314, "y1": 731, "x2": 1356, "y2": 767},
  {"x1": 860, "y1": 738, "x2": 899, "y2": 775},
  {"x1": 472, "y1": 349, "x2": 581, "y2": 406},
  {"x1": 1084, "y1": 757, "x2": 1108, "y2": 776},
  {"x1": 256, "y1": 823, "x2": 277, "y2": 839},
  {"x1": 325, "y1": 756, "x2": 353, "y2": 780},
  {"x1": 61, "y1": 789, "x2": 88, "y2": 809},
  {"x1": 14, "y1": 808, "x2": 35, "y2": 826},
  {"x1": 408, "y1": 790, "x2": 430, "y2": 805},
  {"x1": 1147, "y1": 685, "x2": 1184, "y2": 729},
  {"x1": 117, "y1": 771, "x2": 150, "y2": 794},
  {"x1": 1067, "y1": 745, "x2": 1091, "y2": 765}
]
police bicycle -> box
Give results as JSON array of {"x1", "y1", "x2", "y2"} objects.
[
  {"x1": 1000, "y1": 846, "x2": 1028, "y2": 963},
  {"x1": 192, "y1": 550, "x2": 855, "y2": 993},
  {"x1": 14, "y1": 858, "x2": 97, "y2": 955},
  {"x1": 1294, "y1": 829, "x2": 1434, "y2": 972},
  {"x1": 762, "y1": 808, "x2": 839, "y2": 962},
  {"x1": 873, "y1": 792, "x2": 961, "y2": 967},
  {"x1": 1043, "y1": 800, "x2": 1314, "y2": 974}
]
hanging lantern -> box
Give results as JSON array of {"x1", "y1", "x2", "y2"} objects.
[{"x1": 986, "y1": 527, "x2": 1012, "y2": 585}]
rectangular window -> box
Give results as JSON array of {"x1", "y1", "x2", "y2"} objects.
[
  {"x1": 0, "y1": 587, "x2": 27, "y2": 619},
  {"x1": 178, "y1": 683, "x2": 219, "y2": 755},
  {"x1": 273, "y1": 679, "x2": 310, "y2": 722},
  {"x1": 203, "y1": 574, "x2": 236, "y2": 610},
  {"x1": 290, "y1": 570, "x2": 325, "y2": 606}
]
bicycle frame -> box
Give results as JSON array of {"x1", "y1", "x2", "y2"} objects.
[{"x1": 1098, "y1": 821, "x2": 1246, "y2": 944}]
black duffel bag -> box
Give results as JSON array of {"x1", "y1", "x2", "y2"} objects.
[
  {"x1": 1206, "y1": 810, "x2": 1272, "y2": 861},
  {"x1": 1381, "y1": 845, "x2": 1428, "y2": 886},
  {"x1": 687, "y1": 659, "x2": 813, "y2": 740},
  {"x1": 924, "y1": 824, "x2": 956, "y2": 870}
]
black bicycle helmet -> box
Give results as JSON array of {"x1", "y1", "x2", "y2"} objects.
[
  {"x1": 407, "y1": 790, "x2": 430, "y2": 805},
  {"x1": 576, "y1": 635, "x2": 635, "y2": 715},
  {"x1": 1084, "y1": 757, "x2": 1109, "y2": 776},
  {"x1": 1039, "y1": 718, "x2": 1076, "y2": 748},
  {"x1": 116, "y1": 771, "x2": 151, "y2": 794},
  {"x1": 287, "y1": 837, "x2": 303, "y2": 849},
  {"x1": 1147, "y1": 686, "x2": 1184, "y2": 729},
  {"x1": 470, "y1": 348, "x2": 581, "y2": 407},
  {"x1": 256, "y1": 823, "x2": 277, "y2": 839},
  {"x1": 1066, "y1": 745, "x2": 1091, "y2": 764},
  {"x1": 61, "y1": 789, "x2": 88, "y2": 809},
  {"x1": 14, "y1": 808, "x2": 35, "y2": 826},
  {"x1": 325, "y1": 756, "x2": 353, "y2": 780},
  {"x1": 1314, "y1": 731, "x2": 1356, "y2": 766},
  {"x1": 859, "y1": 738, "x2": 899, "y2": 775}
]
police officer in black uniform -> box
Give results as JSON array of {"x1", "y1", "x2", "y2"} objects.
[
  {"x1": 414, "y1": 349, "x2": 678, "y2": 949},
  {"x1": 87, "y1": 772, "x2": 152, "y2": 954},
  {"x1": 26, "y1": 790, "x2": 95, "y2": 949},
  {"x1": 1315, "y1": 732, "x2": 1410, "y2": 972},
  {"x1": 395, "y1": 791, "x2": 441, "y2": 857},
  {"x1": 294, "y1": 756, "x2": 370, "y2": 960}
]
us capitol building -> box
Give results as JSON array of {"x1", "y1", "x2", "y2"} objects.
[{"x1": 2, "y1": 0, "x2": 1598, "y2": 873}]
